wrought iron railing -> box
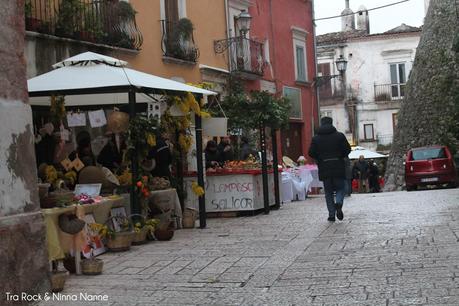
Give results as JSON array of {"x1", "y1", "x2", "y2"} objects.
[
  {"x1": 24, "y1": 0, "x2": 143, "y2": 50},
  {"x1": 229, "y1": 37, "x2": 264, "y2": 76},
  {"x1": 160, "y1": 19, "x2": 199, "y2": 62},
  {"x1": 374, "y1": 83, "x2": 406, "y2": 101},
  {"x1": 377, "y1": 134, "x2": 393, "y2": 146}
]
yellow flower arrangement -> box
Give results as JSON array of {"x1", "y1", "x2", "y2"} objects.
[
  {"x1": 44, "y1": 165, "x2": 58, "y2": 184},
  {"x1": 199, "y1": 110, "x2": 211, "y2": 118},
  {"x1": 146, "y1": 133, "x2": 156, "y2": 147},
  {"x1": 64, "y1": 170, "x2": 77, "y2": 185},
  {"x1": 191, "y1": 181, "x2": 205, "y2": 197},
  {"x1": 117, "y1": 169, "x2": 132, "y2": 186},
  {"x1": 89, "y1": 223, "x2": 112, "y2": 238},
  {"x1": 178, "y1": 133, "x2": 193, "y2": 153}
]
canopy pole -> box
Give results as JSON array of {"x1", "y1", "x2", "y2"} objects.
[
  {"x1": 260, "y1": 125, "x2": 270, "y2": 214},
  {"x1": 129, "y1": 90, "x2": 140, "y2": 215},
  {"x1": 271, "y1": 128, "x2": 281, "y2": 210},
  {"x1": 195, "y1": 113, "x2": 206, "y2": 228}
]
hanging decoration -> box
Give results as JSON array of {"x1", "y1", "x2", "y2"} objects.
[{"x1": 50, "y1": 95, "x2": 66, "y2": 126}]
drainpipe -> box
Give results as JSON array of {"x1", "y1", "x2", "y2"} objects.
[
  {"x1": 312, "y1": 0, "x2": 320, "y2": 132},
  {"x1": 224, "y1": 0, "x2": 232, "y2": 72}
]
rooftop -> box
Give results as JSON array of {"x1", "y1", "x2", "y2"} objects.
[{"x1": 317, "y1": 24, "x2": 422, "y2": 45}]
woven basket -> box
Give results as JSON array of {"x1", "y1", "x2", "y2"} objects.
[
  {"x1": 58, "y1": 213, "x2": 86, "y2": 234},
  {"x1": 106, "y1": 231, "x2": 134, "y2": 252},
  {"x1": 129, "y1": 214, "x2": 149, "y2": 245},
  {"x1": 81, "y1": 258, "x2": 104, "y2": 275},
  {"x1": 132, "y1": 227, "x2": 148, "y2": 245},
  {"x1": 182, "y1": 208, "x2": 197, "y2": 229},
  {"x1": 50, "y1": 271, "x2": 68, "y2": 292}
]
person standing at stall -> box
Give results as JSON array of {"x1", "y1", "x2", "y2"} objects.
[
  {"x1": 148, "y1": 132, "x2": 173, "y2": 179},
  {"x1": 205, "y1": 140, "x2": 221, "y2": 169},
  {"x1": 368, "y1": 160, "x2": 381, "y2": 192},
  {"x1": 308, "y1": 117, "x2": 351, "y2": 222},
  {"x1": 217, "y1": 136, "x2": 234, "y2": 164},
  {"x1": 97, "y1": 133, "x2": 126, "y2": 173},
  {"x1": 353, "y1": 155, "x2": 370, "y2": 193}
]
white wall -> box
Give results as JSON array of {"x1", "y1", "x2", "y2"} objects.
[
  {"x1": 345, "y1": 35, "x2": 420, "y2": 103},
  {"x1": 318, "y1": 33, "x2": 420, "y2": 147}
]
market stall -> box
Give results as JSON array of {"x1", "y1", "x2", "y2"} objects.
[
  {"x1": 184, "y1": 168, "x2": 279, "y2": 213},
  {"x1": 27, "y1": 52, "x2": 216, "y2": 290}
]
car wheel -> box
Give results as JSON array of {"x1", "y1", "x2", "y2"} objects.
[
  {"x1": 447, "y1": 182, "x2": 458, "y2": 189},
  {"x1": 406, "y1": 185, "x2": 417, "y2": 191}
]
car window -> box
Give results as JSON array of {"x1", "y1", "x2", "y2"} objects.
[{"x1": 411, "y1": 148, "x2": 446, "y2": 160}]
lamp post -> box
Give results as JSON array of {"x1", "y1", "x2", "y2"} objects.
[
  {"x1": 235, "y1": 10, "x2": 252, "y2": 37},
  {"x1": 214, "y1": 10, "x2": 252, "y2": 53}
]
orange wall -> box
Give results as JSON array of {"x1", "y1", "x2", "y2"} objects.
[{"x1": 119, "y1": 0, "x2": 228, "y2": 83}]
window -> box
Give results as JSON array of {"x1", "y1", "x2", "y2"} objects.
[
  {"x1": 364, "y1": 124, "x2": 374, "y2": 140},
  {"x1": 295, "y1": 45, "x2": 306, "y2": 82},
  {"x1": 283, "y1": 87, "x2": 302, "y2": 119},
  {"x1": 292, "y1": 27, "x2": 308, "y2": 82},
  {"x1": 390, "y1": 63, "x2": 406, "y2": 99},
  {"x1": 318, "y1": 63, "x2": 332, "y2": 97}
]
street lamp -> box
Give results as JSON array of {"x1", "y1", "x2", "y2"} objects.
[
  {"x1": 214, "y1": 10, "x2": 252, "y2": 53},
  {"x1": 235, "y1": 10, "x2": 252, "y2": 37},
  {"x1": 335, "y1": 55, "x2": 348, "y2": 75}
]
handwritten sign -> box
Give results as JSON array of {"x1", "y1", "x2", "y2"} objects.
[{"x1": 184, "y1": 173, "x2": 276, "y2": 212}]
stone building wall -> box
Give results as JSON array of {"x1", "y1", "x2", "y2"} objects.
[
  {"x1": 384, "y1": 1, "x2": 459, "y2": 190},
  {"x1": 0, "y1": 1, "x2": 50, "y2": 304}
]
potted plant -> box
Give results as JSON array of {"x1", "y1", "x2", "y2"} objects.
[
  {"x1": 80, "y1": 3, "x2": 105, "y2": 43},
  {"x1": 131, "y1": 216, "x2": 159, "y2": 245},
  {"x1": 25, "y1": 1, "x2": 42, "y2": 32},
  {"x1": 167, "y1": 18, "x2": 197, "y2": 61},
  {"x1": 92, "y1": 217, "x2": 134, "y2": 252},
  {"x1": 55, "y1": 0, "x2": 83, "y2": 38}
]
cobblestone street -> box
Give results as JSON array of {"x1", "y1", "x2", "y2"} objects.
[{"x1": 40, "y1": 188, "x2": 459, "y2": 305}]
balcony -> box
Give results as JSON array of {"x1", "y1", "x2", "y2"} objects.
[
  {"x1": 229, "y1": 37, "x2": 264, "y2": 78},
  {"x1": 160, "y1": 19, "x2": 199, "y2": 63},
  {"x1": 374, "y1": 83, "x2": 406, "y2": 102},
  {"x1": 24, "y1": 0, "x2": 143, "y2": 50}
]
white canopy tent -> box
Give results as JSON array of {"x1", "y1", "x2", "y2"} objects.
[
  {"x1": 27, "y1": 51, "x2": 216, "y2": 228},
  {"x1": 349, "y1": 146, "x2": 387, "y2": 160},
  {"x1": 28, "y1": 51, "x2": 215, "y2": 105}
]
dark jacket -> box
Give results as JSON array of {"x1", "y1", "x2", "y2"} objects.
[
  {"x1": 353, "y1": 160, "x2": 370, "y2": 179},
  {"x1": 148, "y1": 138, "x2": 172, "y2": 178},
  {"x1": 97, "y1": 140, "x2": 125, "y2": 172},
  {"x1": 308, "y1": 124, "x2": 351, "y2": 180},
  {"x1": 217, "y1": 142, "x2": 234, "y2": 163},
  {"x1": 205, "y1": 149, "x2": 221, "y2": 169}
]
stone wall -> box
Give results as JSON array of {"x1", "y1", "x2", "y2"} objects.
[
  {"x1": 0, "y1": 0, "x2": 50, "y2": 304},
  {"x1": 384, "y1": 1, "x2": 459, "y2": 191}
]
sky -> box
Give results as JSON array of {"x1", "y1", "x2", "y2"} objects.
[{"x1": 314, "y1": 0, "x2": 427, "y2": 35}]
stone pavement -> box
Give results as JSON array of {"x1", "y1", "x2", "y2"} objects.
[{"x1": 38, "y1": 188, "x2": 459, "y2": 306}]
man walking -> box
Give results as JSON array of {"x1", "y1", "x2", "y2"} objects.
[{"x1": 308, "y1": 117, "x2": 351, "y2": 222}]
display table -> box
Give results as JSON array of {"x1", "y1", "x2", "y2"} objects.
[
  {"x1": 184, "y1": 169, "x2": 278, "y2": 213},
  {"x1": 41, "y1": 196, "x2": 125, "y2": 274}
]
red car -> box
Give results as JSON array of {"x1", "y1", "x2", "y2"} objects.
[{"x1": 405, "y1": 146, "x2": 458, "y2": 191}]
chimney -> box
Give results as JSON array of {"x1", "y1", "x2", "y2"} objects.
[
  {"x1": 341, "y1": 0, "x2": 355, "y2": 32},
  {"x1": 357, "y1": 5, "x2": 370, "y2": 34}
]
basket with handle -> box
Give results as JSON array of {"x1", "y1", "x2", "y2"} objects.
[
  {"x1": 129, "y1": 213, "x2": 149, "y2": 245},
  {"x1": 104, "y1": 216, "x2": 134, "y2": 252},
  {"x1": 81, "y1": 250, "x2": 104, "y2": 275}
]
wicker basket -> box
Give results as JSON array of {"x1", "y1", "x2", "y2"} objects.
[
  {"x1": 106, "y1": 231, "x2": 134, "y2": 251},
  {"x1": 81, "y1": 258, "x2": 104, "y2": 275},
  {"x1": 132, "y1": 227, "x2": 148, "y2": 245},
  {"x1": 58, "y1": 213, "x2": 86, "y2": 234},
  {"x1": 182, "y1": 208, "x2": 198, "y2": 229},
  {"x1": 50, "y1": 271, "x2": 68, "y2": 292}
]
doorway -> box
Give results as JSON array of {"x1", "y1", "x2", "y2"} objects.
[{"x1": 281, "y1": 123, "x2": 303, "y2": 161}]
